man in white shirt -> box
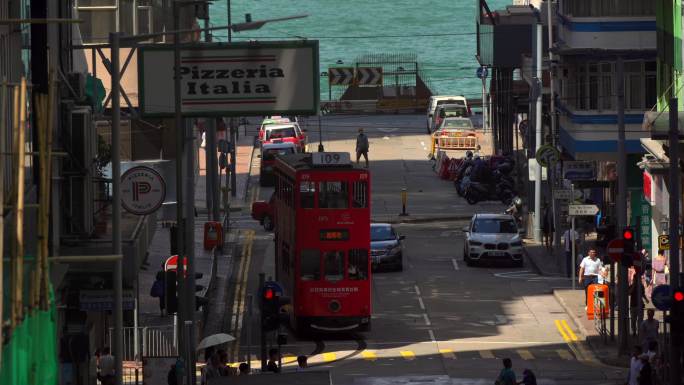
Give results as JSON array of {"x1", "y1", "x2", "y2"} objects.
[
  {"x1": 563, "y1": 228, "x2": 580, "y2": 277},
  {"x1": 578, "y1": 249, "x2": 602, "y2": 308}
]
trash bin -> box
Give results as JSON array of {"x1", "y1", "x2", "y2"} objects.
[
  {"x1": 203, "y1": 221, "x2": 223, "y2": 250},
  {"x1": 587, "y1": 283, "x2": 610, "y2": 320}
]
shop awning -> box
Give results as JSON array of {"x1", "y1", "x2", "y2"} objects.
[{"x1": 642, "y1": 111, "x2": 684, "y2": 139}]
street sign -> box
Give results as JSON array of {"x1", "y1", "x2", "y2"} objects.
[
  {"x1": 328, "y1": 67, "x2": 354, "y2": 85},
  {"x1": 535, "y1": 144, "x2": 560, "y2": 168},
  {"x1": 659, "y1": 235, "x2": 670, "y2": 250},
  {"x1": 652, "y1": 284, "x2": 672, "y2": 311},
  {"x1": 563, "y1": 160, "x2": 597, "y2": 181},
  {"x1": 607, "y1": 239, "x2": 624, "y2": 263},
  {"x1": 164, "y1": 255, "x2": 187, "y2": 272},
  {"x1": 121, "y1": 166, "x2": 167, "y2": 215},
  {"x1": 138, "y1": 41, "x2": 320, "y2": 117},
  {"x1": 553, "y1": 189, "x2": 583, "y2": 200},
  {"x1": 356, "y1": 67, "x2": 383, "y2": 86},
  {"x1": 476, "y1": 66, "x2": 488, "y2": 79},
  {"x1": 568, "y1": 204, "x2": 599, "y2": 216}
]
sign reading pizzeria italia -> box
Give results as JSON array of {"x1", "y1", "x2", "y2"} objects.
[{"x1": 138, "y1": 40, "x2": 319, "y2": 117}]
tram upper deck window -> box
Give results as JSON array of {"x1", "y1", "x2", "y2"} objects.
[{"x1": 318, "y1": 181, "x2": 349, "y2": 209}]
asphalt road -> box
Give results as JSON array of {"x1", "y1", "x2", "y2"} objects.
[{"x1": 227, "y1": 115, "x2": 626, "y2": 385}]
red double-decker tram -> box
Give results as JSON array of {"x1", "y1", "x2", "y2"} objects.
[{"x1": 272, "y1": 152, "x2": 371, "y2": 332}]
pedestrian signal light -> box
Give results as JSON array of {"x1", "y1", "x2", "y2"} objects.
[
  {"x1": 622, "y1": 227, "x2": 636, "y2": 255},
  {"x1": 675, "y1": 291, "x2": 684, "y2": 302},
  {"x1": 623, "y1": 229, "x2": 634, "y2": 240},
  {"x1": 264, "y1": 287, "x2": 274, "y2": 300}
]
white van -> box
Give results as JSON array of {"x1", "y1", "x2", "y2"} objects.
[{"x1": 426, "y1": 96, "x2": 468, "y2": 133}]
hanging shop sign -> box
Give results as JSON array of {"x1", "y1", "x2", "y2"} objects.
[{"x1": 139, "y1": 41, "x2": 320, "y2": 117}]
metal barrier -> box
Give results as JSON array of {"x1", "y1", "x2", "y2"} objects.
[
  {"x1": 109, "y1": 325, "x2": 177, "y2": 361},
  {"x1": 430, "y1": 133, "x2": 478, "y2": 155},
  {"x1": 593, "y1": 294, "x2": 607, "y2": 344}
]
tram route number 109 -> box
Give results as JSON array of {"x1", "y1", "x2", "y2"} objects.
[{"x1": 312, "y1": 152, "x2": 351, "y2": 166}]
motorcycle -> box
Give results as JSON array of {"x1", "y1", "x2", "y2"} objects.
[{"x1": 505, "y1": 196, "x2": 524, "y2": 227}]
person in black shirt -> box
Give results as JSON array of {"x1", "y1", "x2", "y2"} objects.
[{"x1": 266, "y1": 348, "x2": 280, "y2": 373}]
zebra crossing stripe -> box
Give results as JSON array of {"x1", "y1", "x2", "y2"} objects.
[
  {"x1": 517, "y1": 349, "x2": 534, "y2": 360},
  {"x1": 362, "y1": 351, "x2": 378, "y2": 361},
  {"x1": 479, "y1": 350, "x2": 495, "y2": 359},
  {"x1": 557, "y1": 349, "x2": 574, "y2": 360},
  {"x1": 322, "y1": 352, "x2": 337, "y2": 362},
  {"x1": 439, "y1": 349, "x2": 456, "y2": 359}
]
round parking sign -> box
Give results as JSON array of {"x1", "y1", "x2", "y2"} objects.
[{"x1": 121, "y1": 166, "x2": 166, "y2": 215}]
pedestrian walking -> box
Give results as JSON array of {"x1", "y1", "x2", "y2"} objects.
[
  {"x1": 627, "y1": 346, "x2": 644, "y2": 385},
  {"x1": 98, "y1": 347, "x2": 116, "y2": 385},
  {"x1": 167, "y1": 364, "x2": 178, "y2": 385},
  {"x1": 217, "y1": 349, "x2": 235, "y2": 376},
  {"x1": 518, "y1": 369, "x2": 537, "y2": 385},
  {"x1": 89, "y1": 349, "x2": 101, "y2": 385},
  {"x1": 563, "y1": 228, "x2": 580, "y2": 278},
  {"x1": 150, "y1": 270, "x2": 166, "y2": 316},
  {"x1": 638, "y1": 354, "x2": 653, "y2": 385},
  {"x1": 639, "y1": 309, "x2": 659, "y2": 351},
  {"x1": 238, "y1": 362, "x2": 250, "y2": 375},
  {"x1": 266, "y1": 348, "x2": 280, "y2": 373},
  {"x1": 355, "y1": 128, "x2": 369, "y2": 168},
  {"x1": 629, "y1": 268, "x2": 648, "y2": 337},
  {"x1": 542, "y1": 203, "x2": 554, "y2": 251},
  {"x1": 296, "y1": 355, "x2": 308, "y2": 372},
  {"x1": 495, "y1": 358, "x2": 516, "y2": 385},
  {"x1": 578, "y1": 249, "x2": 603, "y2": 309},
  {"x1": 651, "y1": 250, "x2": 668, "y2": 287},
  {"x1": 201, "y1": 353, "x2": 222, "y2": 385}
]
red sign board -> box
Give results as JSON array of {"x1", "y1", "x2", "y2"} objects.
[{"x1": 607, "y1": 239, "x2": 624, "y2": 263}]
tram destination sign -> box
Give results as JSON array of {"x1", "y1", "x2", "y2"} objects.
[{"x1": 138, "y1": 41, "x2": 320, "y2": 117}]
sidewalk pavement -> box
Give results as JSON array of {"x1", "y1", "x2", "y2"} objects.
[
  {"x1": 138, "y1": 128, "x2": 256, "y2": 338},
  {"x1": 525, "y1": 239, "x2": 631, "y2": 368}
]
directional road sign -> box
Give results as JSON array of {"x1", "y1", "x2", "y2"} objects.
[
  {"x1": 659, "y1": 234, "x2": 670, "y2": 250},
  {"x1": 553, "y1": 189, "x2": 583, "y2": 200},
  {"x1": 651, "y1": 284, "x2": 672, "y2": 311},
  {"x1": 607, "y1": 239, "x2": 624, "y2": 263},
  {"x1": 563, "y1": 160, "x2": 597, "y2": 181},
  {"x1": 535, "y1": 144, "x2": 560, "y2": 168},
  {"x1": 568, "y1": 204, "x2": 599, "y2": 216},
  {"x1": 356, "y1": 67, "x2": 383, "y2": 86},
  {"x1": 476, "y1": 66, "x2": 488, "y2": 79},
  {"x1": 328, "y1": 67, "x2": 354, "y2": 86}
]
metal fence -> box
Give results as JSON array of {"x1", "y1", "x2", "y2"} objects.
[{"x1": 108, "y1": 325, "x2": 177, "y2": 361}]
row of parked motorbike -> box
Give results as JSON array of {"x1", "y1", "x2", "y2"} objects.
[{"x1": 452, "y1": 153, "x2": 518, "y2": 206}]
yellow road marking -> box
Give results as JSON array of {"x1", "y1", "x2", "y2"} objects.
[
  {"x1": 400, "y1": 350, "x2": 416, "y2": 360},
  {"x1": 557, "y1": 349, "x2": 574, "y2": 360},
  {"x1": 479, "y1": 350, "x2": 495, "y2": 359},
  {"x1": 439, "y1": 349, "x2": 456, "y2": 359},
  {"x1": 362, "y1": 351, "x2": 378, "y2": 361},
  {"x1": 554, "y1": 319, "x2": 571, "y2": 342},
  {"x1": 322, "y1": 352, "x2": 337, "y2": 362},
  {"x1": 230, "y1": 229, "x2": 255, "y2": 360},
  {"x1": 561, "y1": 320, "x2": 579, "y2": 341},
  {"x1": 282, "y1": 354, "x2": 297, "y2": 365},
  {"x1": 517, "y1": 349, "x2": 534, "y2": 360}
]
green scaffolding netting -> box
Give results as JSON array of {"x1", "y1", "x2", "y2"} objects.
[{"x1": 0, "y1": 287, "x2": 58, "y2": 385}]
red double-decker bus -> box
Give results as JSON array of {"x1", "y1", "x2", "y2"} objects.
[{"x1": 272, "y1": 152, "x2": 371, "y2": 332}]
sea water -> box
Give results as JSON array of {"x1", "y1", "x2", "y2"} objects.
[{"x1": 209, "y1": 0, "x2": 511, "y2": 100}]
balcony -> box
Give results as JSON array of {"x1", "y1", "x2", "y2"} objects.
[{"x1": 556, "y1": 14, "x2": 656, "y2": 53}]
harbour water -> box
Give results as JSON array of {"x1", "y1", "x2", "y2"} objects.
[{"x1": 209, "y1": 0, "x2": 511, "y2": 100}]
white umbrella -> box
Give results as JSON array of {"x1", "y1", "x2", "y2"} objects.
[{"x1": 196, "y1": 333, "x2": 236, "y2": 350}]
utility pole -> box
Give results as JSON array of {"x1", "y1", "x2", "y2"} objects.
[
  {"x1": 184, "y1": 117, "x2": 197, "y2": 385},
  {"x1": 616, "y1": 57, "x2": 629, "y2": 354},
  {"x1": 204, "y1": 18, "x2": 220, "y2": 223},
  {"x1": 668, "y1": 97, "x2": 681, "y2": 385},
  {"x1": 547, "y1": 0, "x2": 562, "y2": 249},
  {"x1": 230, "y1": 118, "x2": 237, "y2": 197},
  {"x1": 482, "y1": 69, "x2": 488, "y2": 132},
  {"x1": 109, "y1": 31, "x2": 124, "y2": 385},
  {"x1": 533, "y1": 22, "x2": 543, "y2": 242}
]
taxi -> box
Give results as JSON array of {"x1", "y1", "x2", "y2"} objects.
[
  {"x1": 258, "y1": 116, "x2": 291, "y2": 142},
  {"x1": 261, "y1": 122, "x2": 307, "y2": 152}
]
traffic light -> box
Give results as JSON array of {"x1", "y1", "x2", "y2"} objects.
[
  {"x1": 260, "y1": 286, "x2": 291, "y2": 332},
  {"x1": 671, "y1": 289, "x2": 684, "y2": 343},
  {"x1": 621, "y1": 227, "x2": 636, "y2": 267},
  {"x1": 165, "y1": 270, "x2": 178, "y2": 314}
]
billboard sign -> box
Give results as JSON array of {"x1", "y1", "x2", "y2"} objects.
[{"x1": 139, "y1": 41, "x2": 319, "y2": 117}]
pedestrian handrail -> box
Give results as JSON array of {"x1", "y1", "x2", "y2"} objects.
[
  {"x1": 593, "y1": 295, "x2": 607, "y2": 344},
  {"x1": 108, "y1": 325, "x2": 177, "y2": 362}
]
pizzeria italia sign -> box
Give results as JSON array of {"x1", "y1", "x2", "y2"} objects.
[{"x1": 138, "y1": 41, "x2": 319, "y2": 117}]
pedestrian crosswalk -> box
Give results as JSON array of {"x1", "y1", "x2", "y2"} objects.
[{"x1": 228, "y1": 347, "x2": 578, "y2": 369}]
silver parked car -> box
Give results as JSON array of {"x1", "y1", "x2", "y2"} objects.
[
  {"x1": 370, "y1": 223, "x2": 405, "y2": 272},
  {"x1": 463, "y1": 213, "x2": 523, "y2": 267}
]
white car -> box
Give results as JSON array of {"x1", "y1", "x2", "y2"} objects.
[
  {"x1": 463, "y1": 213, "x2": 523, "y2": 267},
  {"x1": 426, "y1": 95, "x2": 468, "y2": 133}
]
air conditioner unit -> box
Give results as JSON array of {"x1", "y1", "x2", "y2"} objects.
[
  {"x1": 65, "y1": 72, "x2": 87, "y2": 104},
  {"x1": 64, "y1": 106, "x2": 95, "y2": 235}
]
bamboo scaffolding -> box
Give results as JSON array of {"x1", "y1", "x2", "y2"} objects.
[
  {"x1": 41, "y1": 71, "x2": 55, "y2": 309},
  {"x1": 9, "y1": 84, "x2": 18, "y2": 331},
  {"x1": 0, "y1": 77, "x2": 6, "y2": 362},
  {"x1": 10, "y1": 78, "x2": 27, "y2": 329}
]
